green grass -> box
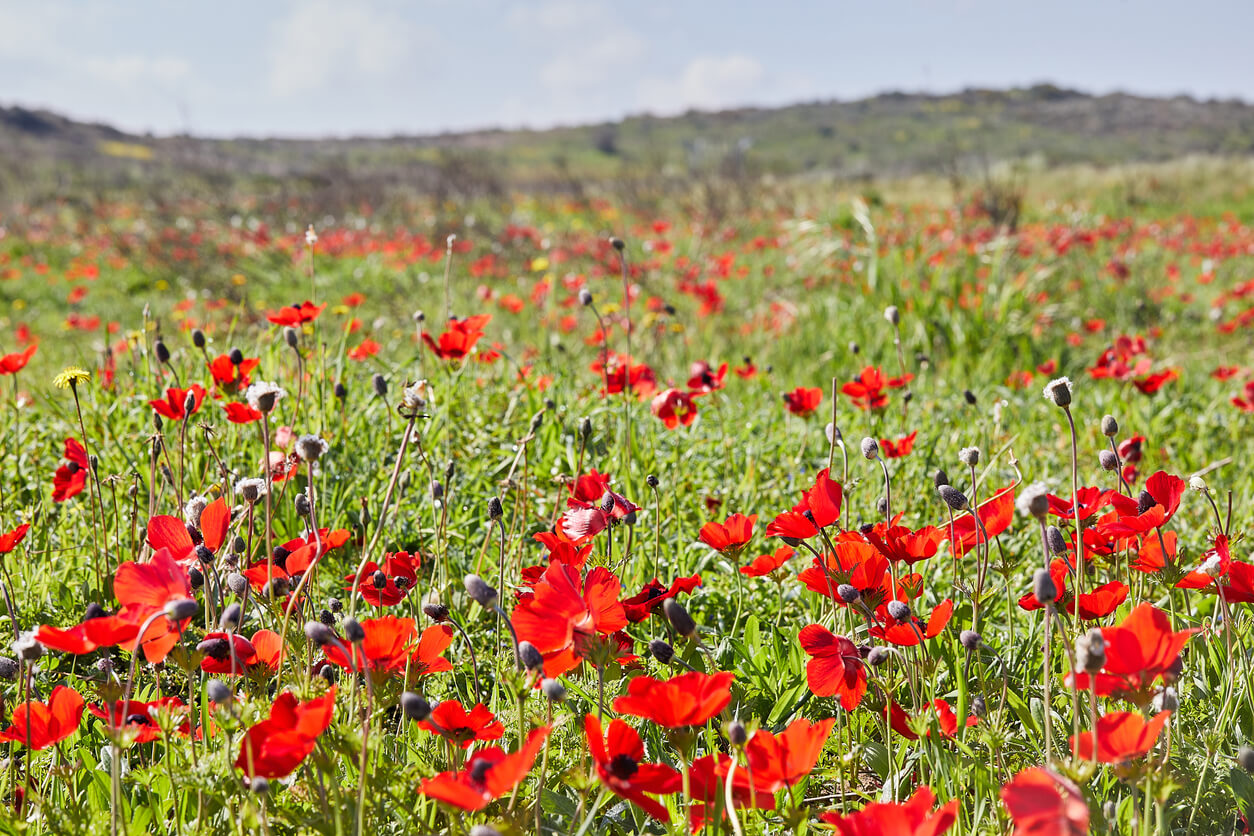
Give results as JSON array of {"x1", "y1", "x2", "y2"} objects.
[{"x1": 0, "y1": 176, "x2": 1250, "y2": 834}]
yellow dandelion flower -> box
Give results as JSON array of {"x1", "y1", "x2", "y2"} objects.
[{"x1": 54, "y1": 367, "x2": 91, "y2": 390}]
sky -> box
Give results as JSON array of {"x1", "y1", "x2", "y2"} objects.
[{"x1": 2, "y1": 0, "x2": 1252, "y2": 139}]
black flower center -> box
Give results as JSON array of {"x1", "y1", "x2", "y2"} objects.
[{"x1": 608, "y1": 754, "x2": 638, "y2": 780}]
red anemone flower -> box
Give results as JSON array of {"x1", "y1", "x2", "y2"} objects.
[
  {"x1": 944, "y1": 486, "x2": 1015, "y2": 557},
  {"x1": 0, "y1": 523, "x2": 30, "y2": 554},
  {"x1": 699, "y1": 513, "x2": 756, "y2": 555},
  {"x1": 798, "y1": 624, "x2": 866, "y2": 710},
  {"x1": 325, "y1": 617, "x2": 453, "y2": 678},
  {"x1": 512, "y1": 562, "x2": 627, "y2": 677},
  {"x1": 0, "y1": 686, "x2": 84, "y2": 749},
  {"x1": 871, "y1": 599, "x2": 954, "y2": 646},
  {"x1": 885, "y1": 699, "x2": 978, "y2": 741},
  {"x1": 418, "y1": 700, "x2": 505, "y2": 748},
  {"x1": 819, "y1": 785, "x2": 958, "y2": 836},
  {"x1": 1067, "y1": 603, "x2": 1197, "y2": 700},
  {"x1": 149, "y1": 384, "x2": 206, "y2": 421},
  {"x1": 265, "y1": 301, "x2": 325, "y2": 326},
  {"x1": 1001, "y1": 767, "x2": 1089, "y2": 836},
  {"x1": 879, "y1": 431, "x2": 919, "y2": 458},
  {"x1": 620, "y1": 574, "x2": 701, "y2": 623},
  {"x1": 688, "y1": 753, "x2": 776, "y2": 832},
  {"x1": 862, "y1": 517, "x2": 944, "y2": 566},
  {"x1": 207, "y1": 353, "x2": 259, "y2": 392},
  {"x1": 418, "y1": 726, "x2": 550, "y2": 810},
  {"x1": 113, "y1": 547, "x2": 195, "y2": 663},
  {"x1": 0, "y1": 344, "x2": 36, "y2": 374},
  {"x1": 347, "y1": 338, "x2": 381, "y2": 361},
  {"x1": 613, "y1": 671, "x2": 733, "y2": 728},
  {"x1": 740, "y1": 546, "x2": 794, "y2": 577},
  {"x1": 53, "y1": 437, "x2": 89, "y2": 502},
  {"x1": 235, "y1": 689, "x2": 336, "y2": 779},
  {"x1": 584, "y1": 714, "x2": 681, "y2": 821},
  {"x1": 147, "y1": 496, "x2": 231, "y2": 566},
  {"x1": 766, "y1": 467, "x2": 843, "y2": 540},
  {"x1": 742, "y1": 716, "x2": 836, "y2": 791},
  {"x1": 783, "y1": 386, "x2": 822, "y2": 416},
  {"x1": 89, "y1": 697, "x2": 189, "y2": 743},
  {"x1": 687, "y1": 361, "x2": 728, "y2": 394},
  {"x1": 1070, "y1": 710, "x2": 1170, "y2": 763},
  {"x1": 561, "y1": 485, "x2": 639, "y2": 541},
  {"x1": 345, "y1": 550, "x2": 421, "y2": 606},
  {"x1": 651, "y1": 387, "x2": 698, "y2": 428},
  {"x1": 842, "y1": 366, "x2": 910, "y2": 411},
  {"x1": 422, "y1": 314, "x2": 491, "y2": 360},
  {"x1": 223, "y1": 402, "x2": 263, "y2": 424},
  {"x1": 1046, "y1": 486, "x2": 1114, "y2": 521}
]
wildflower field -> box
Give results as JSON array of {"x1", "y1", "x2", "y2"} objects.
[{"x1": 0, "y1": 178, "x2": 1252, "y2": 836}]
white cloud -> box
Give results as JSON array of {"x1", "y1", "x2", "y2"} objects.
[
  {"x1": 85, "y1": 56, "x2": 190, "y2": 86},
  {"x1": 267, "y1": 0, "x2": 416, "y2": 96},
  {"x1": 636, "y1": 55, "x2": 767, "y2": 114},
  {"x1": 538, "y1": 30, "x2": 645, "y2": 93}
]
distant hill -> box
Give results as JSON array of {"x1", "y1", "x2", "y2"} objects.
[{"x1": 3, "y1": 85, "x2": 1254, "y2": 201}]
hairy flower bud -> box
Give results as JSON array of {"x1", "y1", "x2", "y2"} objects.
[
  {"x1": 578, "y1": 288, "x2": 593, "y2": 307},
  {"x1": 207, "y1": 679, "x2": 233, "y2": 704},
  {"x1": 541, "y1": 678, "x2": 567, "y2": 701},
  {"x1": 342, "y1": 617, "x2": 366, "y2": 643},
  {"x1": 1033, "y1": 568, "x2": 1058, "y2": 606},
  {"x1": 649, "y1": 638, "x2": 675, "y2": 664},
  {"x1": 938, "y1": 485, "x2": 968, "y2": 512},
  {"x1": 958, "y1": 447, "x2": 980, "y2": 467},
  {"x1": 423, "y1": 603, "x2": 450, "y2": 622},
  {"x1": 154, "y1": 338, "x2": 170, "y2": 364},
  {"x1": 165, "y1": 598, "x2": 199, "y2": 622},
  {"x1": 934, "y1": 468, "x2": 950, "y2": 488},
  {"x1": 884, "y1": 305, "x2": 900, "y2": 326},
  {"x1": 372, "y1": 374, "x2": 388, "y2": 399},
  {"x1": 284, "y1": 327, "x2": 299, "y2": 349},
  {"x1": 487, "y1": 496, "x2": 504, "y2": 521},
  {"x1": 1075, "y1": 628, "x2": 1106, "y2": 673},
  {"x1": 886, "y1": 600, "x2": 910, "y2": 622},
  {"x1": 860, "y1": 437, "x2": 879, "y2": 460},
  {"x1": 726, "y1": 719, "x2": 748, "y2": 746},
  {"x1": 400, "y1": 691, "x2": 432, "y2": 722},
  {"x1": 663, "y1": 599, "x2": 697, "y2": 638},
  {"x1": 837, "y1": 584, "x2": 860, "y2": 603},
  {"x1": 959, "y1": 630, "x2": 981, "y2": 650},
  {"x1": 464, "y1": 574, "x2": 499, "y2": 608},
  {"x1": 1045, "y1": 526, "x2": 1068, "y2": 555},
  {"x1": 1043, "y1": 376, "x2": 1073, "y2": 407},
  {"x1": 1101, "y1": 414, "x2": 1119, "y2": 437},
  {"x1": 1098, "y1": 449, "x2": 1119, "y2": 472},
  {"x1": 518, "y1": 641, "x2": 544, "y2": 673},
  {"x1": 219, "y1": 603, "x2": 242, "y2": 631},
  {"x1": 304, "y1": 621, "x2": 335, "y2": 647},
  {"x1": 867, "y1": 646, "x2": 890, "y2": 667}
]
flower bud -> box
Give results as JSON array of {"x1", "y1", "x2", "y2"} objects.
[
  {"x1": 155, "y1": 338, "x2": 170, "y2": 364},
  {"x1": 0, "y1": 657, "x2": 18, "y2": 680},
  {"x1": 372, "y1": 374, "x2": 388, "y2": 398},
  {"x1": 884, "y1": 305, "x2": 900, "y2": 326},
  {"x1": 165, "y1": 598, "x2": 199, "y2": 622},
  {"x1": 1098, "y1": 449, "x2": 1119, "y2": 472},
  {"x1": 1101, "y1": 414, "x2": 1119, "y2": 437},
  {"x1": 867, "y1": 646, "x2": 890, "y2": 667},
  {"x1": 464, "y1": 574, "x2": 499, "y2": 608},
  {"x1": 518, "y1": 641, "x2": 544, "y2": 673},
  {"x1": 663, "y1": 599, "x2": 697, "y2": 638},
  {"x1": 837, "y1": 584, "x2": 860, "y2": 603},
  {"x1": 342, "y1": 617, "x2": 366, "y2": 643},
  {"x1": 226, "y1": 573, "x2": 248, "y2": 596},
  {"x1": 192, "y1": 329, "x2": 206, "y2": 349},
  {"x1": 963, "y1": 389, "x2": 977, "y2": 405},
  {"x1": 646, "y1": 474, "x2": 659, "y2": 489},
  {"x1": 284, "y1": 327, "x2": 299, "y2": 349},
  {"x1": 304, "y1": 621, "x2": 335, "y2": 647},
  {"x1": 424, "y1": 603, "x2": 450, "y2": 622},
  {"x1": 541, "y1": 678, "x2": 567, "y2": 701},
  {"x1": 487, "y1": 496, "x2": 504, "y2": 521},
  {"x1": 860, "y1": 437, "x2": 879, "y2": 460},
  {"x1": 1033, "y1": 568, "x2": 1057, "y2": 606},
  {"x1": 1043, "y1": 377, "x2": 1073, "y2": 407},
  {"x1": 400, "y1": 691, "x2": 432, "y2": 722},
  {"x1": 251, "y1": 777, "x2": 269, "y2": 795},
  {"x1": 959, "y1": 630, "x2": 981, "y2": 650},
  {"x1": 726, "y1": 719, "x2": 748, "y2": 745},
  {"x1": 229, "y1": 348, "x2": 244, "y2": 365},
  {"x1": 958, "y1": 446, "x2": 980, "y2": 467},
  {"x1": 648, "y1": 638, "x2": 674, "y2": 664},
  {"x1": 1189, "y1": 475, "x2": 1207, "y2": 493},
  {"x1": 219, "y1": 603, "x2": 242, "y2": 631},
  {"x1": 578, "y1": 289, "x2": 593, "y2": 307},
  {"x1": 1239, "y1": 746, "x2": 1254, "y2": 774},
  {"x1": 938, "y1": 485, "x2": 968, "y2": 512},
  {"x1": 886, "y1": 600, "x2": 910, "y2": 622},
  {"x1": 934, "y1": 469, "x2": 950, "y2": 488},
  {"x1": 207, "y1": 679, "x2": 233, "y2": 704},
  {"x1": 1045, "y1": 526, "x2": 1067, "y2": 555},
  {"x1": 1075, "y1": 628, "x2": 1106, "y2": 673}
]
